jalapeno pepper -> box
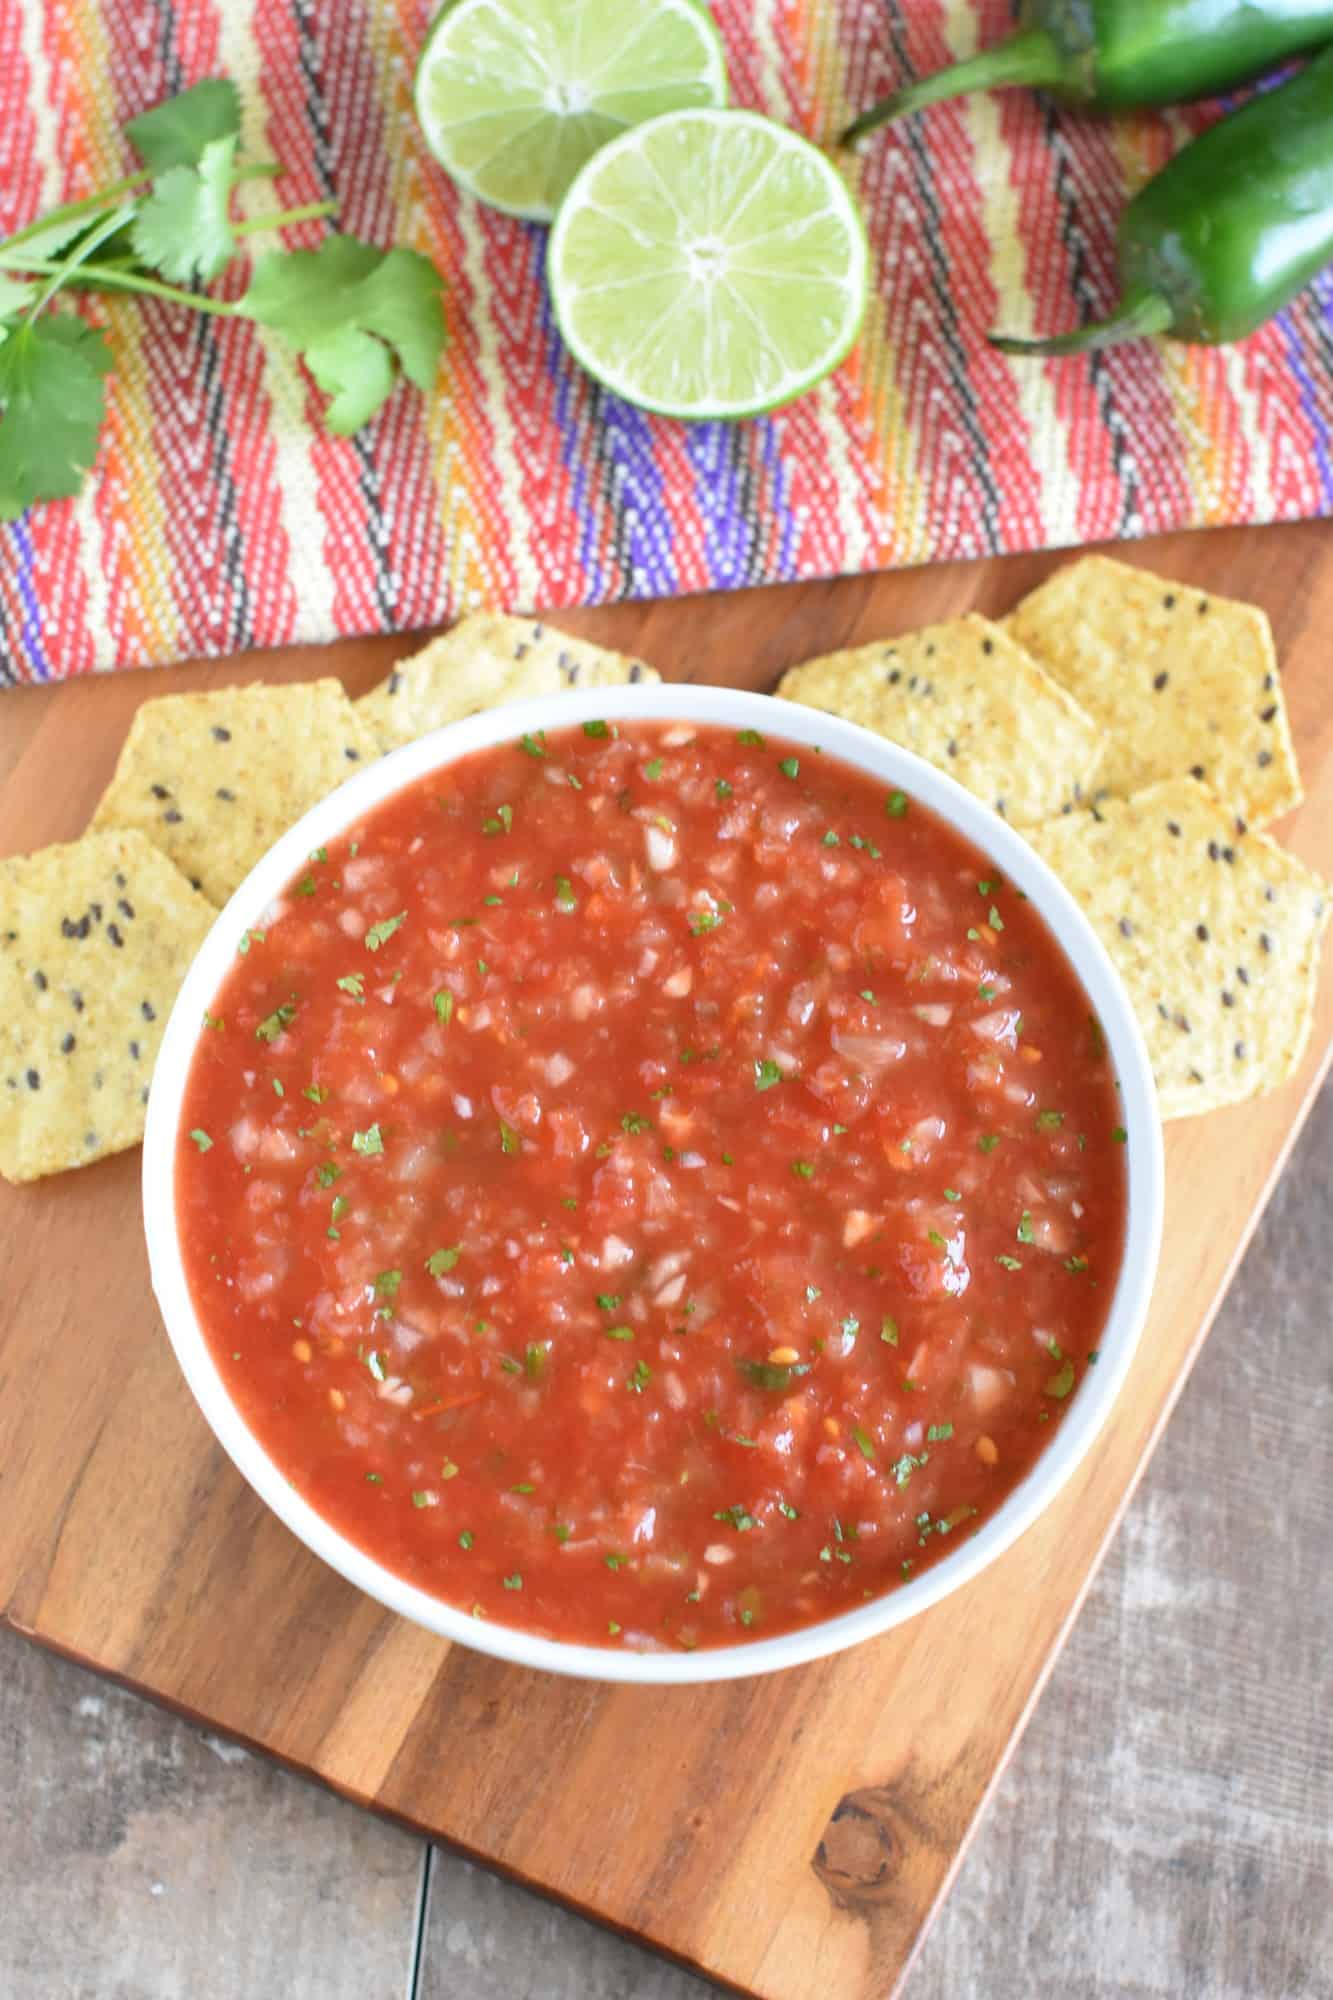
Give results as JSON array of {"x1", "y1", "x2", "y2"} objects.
[
  {"x1": 990, "y1": 48, "x2": 1333, "y2": 355},
  {"x1": 843, "y1": 0, "x2": 1333, "y2": 145}
]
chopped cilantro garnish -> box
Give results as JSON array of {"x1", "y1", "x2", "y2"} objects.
[
  {"x1": 643, "y1": 757, "x2": 663, "y2": 781},
  {"x1": 336, "y1": 973, "x2": 365, "y2": 1000},
  {"x1": 351, "y1": 1124, "x2": 383, "y2": 1156},
  {"x1": 627, "y1": 1359, "x2": 651, "y2": 1393},
  {"x1": 272, "y1": 1078, "x2": 285, "y2": 1097},
  {"x1": 778, "y1": 1500, "x2": 800, "y2": 1520},
  {"x1": 1112, "y1": 1125, "x2": 1128, "y2": 1143},
  {"x1": 457, "y1": 1531, "x2": 474, "y2": 1551},
  {"x1": 778, "y1": 756, "x2": 799, "y2": 779},
  {"x1": 1065, "y1": 1254, "x2": 1089, "y2": 1273},
  {"x1": 1036, "y1": 1109, "x2": 1064, "y2": 1131},
  {"x1": 373, "y1": 1268, "x2": 401, "y2": 1304},
  {"x1": 977, "y1": 983, "x2": 996, "y2": 1001},
  {"x1": 688, "y1": 908, "x2": 722, "y2": 935},
  {"x1": 604, "y1": 1552, "x2": 628, "y2": 1570},
  {"x1": 736, "y1": 1358, "x2": 810, "y2": 1390},
  {"x1": 995, "y1": 1253, "x2": 1022, "y2": 1270},
  {"x1": 482, "y1": 803, "x2": 514, "y2": 836},
  {"x1": 715, "y1": 778, "x2": 732, "y2": 800},
  {"x1": 502, "y1": 1573, "x2": 523, "y2": 1590},
  {"x1": 943, "y1": 1188, "x2": 961, "y2": 1202},
  {"x1": 880, "y1": 1315, "x2": 898, "y2": 1346},
  {"x1": 978, "y1": 1134, "x2": 1001, "y2": 1154},
  {"x1": 433, "y1": 990, "x2": 453, "y2": 1025},
  {"x1": 202, "y1": 1010, "x2": 224, "y2": 1031},
  {"x1": 554, "y1": 874, "x2": 577, "y2": 911},
  {"x1": 365, "y1": 1350, "x2": 387, "y2": 1382},
  {"x1": 822, "y1": 831, "x2": 841, "y2": 846},
  {"x1": 237, "y1": 929, "x2": 265, "y2": 955},
  {"x1": 754, "y1": 1058, "x2": 782, "y2": 1091},
  {"x1": 316, "y1": 1161, "x2": 341, "y2": 1187},
  {"x1": 255, "y1": 999, "x2": 297, "y2": 1042},
  {"x1": 518, "y1": 731, "x2": 546, "y2": 758},
  {"x1": 188, "y1": 1128, "x2": 212, "y2": 1152},
  {"x1": 302, "y1": 1082, "x2": 328, "y2": 1104},
  {"x1": 926, "y1": 1423, "x2": 953, "y2": 1442},
  {"x1": 583, "y1": 719, "x2": 609, "y2": 738},
  {"x1": 806, "y1": 1284, "x2": 822, "y2": 1302},
  {"x1": 365, "y1": 1472, "x2": 382, "y2": 1485},
  {"x1": 525, "y1": 1343, "x2": 546, "y2": 1380},
  {"x1": 1017, "y1": 1211, "x2": 1035, "y2": 1244},
  {"x1": 295, "y1": 875, "x2": 317, "y2": 898},
  {"x1": 927, "y1": 1229, "x2": 947, "y2": 1249},
  {"x1": 596, "y1": 1293, "x2": 620, "y2": 1312},
  {"x1": 1045, "y1": 1359, "x2": 1076, "y2": 1399},
  {"x1": 892, "y1": 1451, "x2": 926, "y2": 1487},
  {"x1": 411, "y1": 1491, "x2": 435, "y2": 1509},
  {"x1": 499, "y1": 1119, "x2": 521, "y2": 1155},
  {"x1": 792, "y1": 1159, "x2": 814, "y2": 1180},
  {"x1": 736, "y1": 728, "x2": 765, "y2": 748},
  {"x1": 426, "y1": 1246, "x2": 460, "y2": 1276},
  {"x1": 330, "y1": 1195, "x2": 349, "y2": 1224},
  {"x1": 621, "y1": 1111, "x2": 651, "y2": 1134},
  {"x1": 604, "y1": 1325, "x2": 635, "y2": 1342},
  {"x1": 885, "y1": 790, "x2": 909, "y2": 818},
  {"x1": 364, "y1": 912, "x2": 406, "y2": 952},
  {"x1": 712, "y1": 1503, "x2": 756, "y2": 1531},
  {"x1": 852, "y1": 1425, "x2": 877, "y2": 1463},
  {"x1": 989, "y1": 905, "x2": 1004, "y2": 931}
]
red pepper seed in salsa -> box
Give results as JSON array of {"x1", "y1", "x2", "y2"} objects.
[{"x1": 177, "y1": 720, "x2": 1127, "y2": 1652}]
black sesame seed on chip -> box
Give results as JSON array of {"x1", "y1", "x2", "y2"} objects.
[
  {"x1": 150, "y1": 783, "x2": 170, "y2": 799},
  {"x1": 1195, "y1": 924, "x2": 1209, "y2": 942},
  {"x1": 164, "y1": 808, "x2": 183, "y2": 824},
  {"x1": 1152, "y1": 672, "x2": 1168, "y2": 691},
  {"x1": 211, "y1": 725, "x2": 232, "y2": 741},
  {"x1": 33, "y1": 970, "x2": 46, "y2": 991},
  {"x1": 61, "y1": 1033, "x2": 75, "y2": 1054},
  {"x1": 107, "y1": 924, "x2": 124, "y2": 948},
  {"x1": 25, "y1": 1069, "x2": 39, "y2": 1090},
  {"x1": 141, "y1": 1000, "x2": 156, "y2": 1021}
]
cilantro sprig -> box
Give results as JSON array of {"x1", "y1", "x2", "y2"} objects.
[{"x1": 0, "y1": 80, "x2": 446, "y2": 519}]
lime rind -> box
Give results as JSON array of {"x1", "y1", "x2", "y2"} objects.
[
  {"x1": 414, "y1": 0, "x2": 730, "y2": 223},
  {"x1": 547, "y1": 109, "x2": 870, "y2": 422}
]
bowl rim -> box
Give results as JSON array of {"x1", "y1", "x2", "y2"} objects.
[{"x1": 143, "y1": 681, "x2": 1164, "y2": 1685}]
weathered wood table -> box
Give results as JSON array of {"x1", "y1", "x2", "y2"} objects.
[{"x1": 2, "y1": 521, "x2": 1330, "y2": 1998}]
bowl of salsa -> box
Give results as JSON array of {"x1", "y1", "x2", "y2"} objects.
[{"x1": 143, "y1": 683, "x2": 1163, "y2": 1682}]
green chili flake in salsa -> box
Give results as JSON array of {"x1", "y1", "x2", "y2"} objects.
[{"x1": 176, "y1": 721, "x2": 1127, "y2": 1653}]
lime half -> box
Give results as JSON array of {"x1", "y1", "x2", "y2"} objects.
[
  {"x1": 414, "y1": 0, "x2": 729, "y2": 223},
  {"x1": 547, "y1": 109, "x2": 869, "y2": 421}
]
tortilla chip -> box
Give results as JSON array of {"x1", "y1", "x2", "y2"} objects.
[
  {"x1": 1028, "y1": 779, "x2": 1328, "y2": 1120},
  {"x1": 358, "y1": 613, "x2": 660, "y2": 752},
  {"x1": 0, "y1": 830, "x2": 214, "y2": 1182},
  {"x1": 91, "y1": 679, "x2": 380, "y2": 906},
  {"x1": 1006, "y1": 557, "x2": 1301, "y2": 829},
  {"x1": 776, "y1": 615, "x2": 1103, "y2": 825}
]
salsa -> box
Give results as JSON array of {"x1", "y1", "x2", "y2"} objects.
[{"x1": 177, "y1": 719, "x2": 1127, "y2": 1652}]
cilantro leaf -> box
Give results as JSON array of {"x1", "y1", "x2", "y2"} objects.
[
  {"x1": 130, "y1": 136, "x2": 239, "y2": 283},
  {"x1": 125, "y1": 80, "x2": 242, "y2": 172},
  {"x1": 0, "y1": 314, "x2": 112, "y2": 520},
  {"x1": 244, "y1": 237, "x2": 445, "y2": 434}
]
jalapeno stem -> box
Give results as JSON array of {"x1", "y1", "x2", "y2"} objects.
[
  {"x1": 841, "y1": 29, "x2": 1067, "y2": 147},
  {"x1": 988, "y1": 288, "x2": 1176, "y2": 357}
]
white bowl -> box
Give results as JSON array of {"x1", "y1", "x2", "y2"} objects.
[{"x1": 144, "y1": 683, "x2": 1164, "y2": 1685}]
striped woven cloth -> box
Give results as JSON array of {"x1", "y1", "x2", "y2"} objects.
[{"x1": 4, "y1": 1, "x2": 1333, "y2": 685}]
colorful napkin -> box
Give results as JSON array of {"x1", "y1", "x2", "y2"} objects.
[{"x1": 3, "y1": 0, "x2": 1332, "y2": 685}]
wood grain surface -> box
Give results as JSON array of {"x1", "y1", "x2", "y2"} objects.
[{"x1": 1, "y1": 520, "x2": 1330, "y2": 2000}]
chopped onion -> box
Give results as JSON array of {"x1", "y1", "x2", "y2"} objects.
[
  {"x1": 644, "y1": 824, "x2": 677, "y2": 871},
  {"x1": 545, "y1": 1052, "x2": 576, "y2": 1087},
  {"x1": 662, "y1": 965, "x2": 693, "y2": 998},
  {"x1": 913, "y1": 1003, "x2": 953, "y2": 1027},
  {"x1": 832, "y1": 1029, "x2": 908, "y2": 1073},
  {"x1": 602, "y1": 1234, "x2": 634, "y2": 1269}
]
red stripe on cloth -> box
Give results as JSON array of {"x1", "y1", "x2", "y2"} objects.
[
  {"x1": 0, "y1": 8, "x2": 97, "y2": 682},
  {"x1": 253, "y1": 0, "x2": 444, "y2": 637},
  {"x1": 95, "y1": 1, "x2": 297, "y2": 661},
  {"x1": 476, "y1": 209, "x2": 586, "y2": 609}
]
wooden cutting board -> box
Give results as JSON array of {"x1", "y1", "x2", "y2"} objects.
[{"x1": 2, "y1": 521, "x2": 1329, "y2": 2000}]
